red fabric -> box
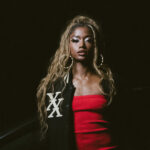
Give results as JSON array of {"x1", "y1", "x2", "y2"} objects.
[{"x1": 72, "y1": 95, "x2": 117, "y2": 150}]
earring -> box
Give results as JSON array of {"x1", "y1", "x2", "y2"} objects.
[
  {"x1": 98, "y1": 54, "x2": 104, "y2": 67},
  {"x1": 64, "y1": 56, "x2": 73, "y2": 69}
]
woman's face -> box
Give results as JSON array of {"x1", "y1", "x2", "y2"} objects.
[{"x1": 69, "y1": 26, "x2": 94, "y2": 62}]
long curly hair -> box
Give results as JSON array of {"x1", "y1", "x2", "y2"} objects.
[{"x1": 36, "y1": 15, "x2": 116, "y2": 140}]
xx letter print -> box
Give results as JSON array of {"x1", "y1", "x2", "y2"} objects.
[{"x1": 46, "y1": 92, "x2": 64, "y2": 118}]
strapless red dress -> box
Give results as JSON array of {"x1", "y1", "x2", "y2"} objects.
[{"x1": 72, "y1": 95, "x2": 117, "y2": 150}]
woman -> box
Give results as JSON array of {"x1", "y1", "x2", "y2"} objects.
[{"x1": 36, "y1": 15, "x2": 117, "y2": 150}]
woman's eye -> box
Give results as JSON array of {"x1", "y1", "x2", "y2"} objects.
[
  {"x1": 71, "y1": 39, "x2": 79, "y2": 43},
  {"x1": 85, "y1": 38, "x2": 93, "y2": 43},
  {"x1": 87, "y1": 39, "x2": 92, "y2": 43}
]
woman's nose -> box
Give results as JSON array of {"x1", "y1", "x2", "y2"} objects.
[{"x1": 79, "y1": 39, "x2": 86, "y2": 48}]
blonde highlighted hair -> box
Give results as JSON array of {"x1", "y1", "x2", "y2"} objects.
[{"x1": 36, "y1": 15, "x2": 116, "y2": 140}]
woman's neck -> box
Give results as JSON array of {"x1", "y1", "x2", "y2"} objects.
[{"x1": 72, "y1": 62, "x2": 94, "y2": 80}]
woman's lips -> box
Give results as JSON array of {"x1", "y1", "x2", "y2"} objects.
[
  {"x1": 78, "y1": 50, "x2": 87, "y2": 56},
  {"x1": 78, "y1": 52, "x2": 86, "y2": 56}
]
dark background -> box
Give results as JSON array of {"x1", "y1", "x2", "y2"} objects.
[{"x1": 1, "y1": 0, "x2": 150, "y2": 149}]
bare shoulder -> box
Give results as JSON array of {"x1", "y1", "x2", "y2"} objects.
[{"x1": 90, "y1": 73, "x2": 102, "y2": 84}]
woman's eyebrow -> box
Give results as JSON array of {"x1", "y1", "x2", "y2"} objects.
[
  {"x1": 71, "y1": 35, "x2": 80, "y2": 38},
  {"x1": 72, "y1": 35, "x2": 93, "y2": 38}
]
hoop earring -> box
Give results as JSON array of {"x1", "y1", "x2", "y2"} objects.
[
  {"x1": 64, "y1": 56, "x2": 73, "y2": 69},
  {"x1": 98, "y1": 54, "x2": 104, "y2": 67}
]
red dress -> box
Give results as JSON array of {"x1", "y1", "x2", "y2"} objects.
[{"x1": 72, "y1": 95, "x2": 117, "y2": 150}]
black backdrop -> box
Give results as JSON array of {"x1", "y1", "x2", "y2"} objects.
[{"x1": 1, "y1": 1, "x2": 150, "y2": 149}]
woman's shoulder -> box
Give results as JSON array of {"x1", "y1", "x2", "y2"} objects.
[
  {"x1": 90, "y1": 73, "x2": 102, "y2": 83},
  {"x1": 46, "y1": 77, "x2": 65, "y2": 93}
]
